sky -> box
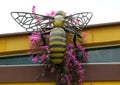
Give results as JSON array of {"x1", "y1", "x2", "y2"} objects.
[{"x1": 0, "y1": 0, "x2": 120, "y2": 34}]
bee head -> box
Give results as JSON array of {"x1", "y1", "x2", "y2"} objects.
[{"x1": 55, "y1": 10, "x2": 66, "y2": 17}]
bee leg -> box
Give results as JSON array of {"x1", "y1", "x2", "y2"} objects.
[
  {"x1": 73, "y1": 32, "x2": 82, "y2": 48},
  {"x1": 73, "y1": 34, "x2": 77, "y2": 48},
  {"x1": 41, "y1": 30, "x2": 51, "y2": 46},
  {"x1": 41, "y1": 34, "x2": 46, "y2": 46},
  {"x1": 41, "y1": 30, "x2": 51, "y2": 34}
]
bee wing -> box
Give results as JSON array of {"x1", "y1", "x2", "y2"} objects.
[
  {"x1": 64, "y1": 12, "x2": 93, "y2": 33},
  {"x1": 11, "y1": 12, "x2": 54, "y2": 33}
]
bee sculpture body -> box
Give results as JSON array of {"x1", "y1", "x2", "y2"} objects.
[
  {"x1": 11, "y1": 10, "x2": 93, "y2": 64},
  {"x1": 49, "y1": 11, "x2": 66, "y2": 64},
  {"x1": 50, "y1": 28, "x2": 66, "y2": 64}
]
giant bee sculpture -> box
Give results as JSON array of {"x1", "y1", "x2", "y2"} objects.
[{"x1": 11, "y1": 11, "x2": 93, "y2": 64}]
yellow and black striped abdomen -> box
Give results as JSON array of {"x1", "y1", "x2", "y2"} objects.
[{"x1": 49, "y1": 28, "x2": 66, "y2": 64}]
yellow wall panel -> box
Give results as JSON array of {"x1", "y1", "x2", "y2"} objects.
[
  {"x1": 6, "y1": 35, "x2": 30, "y2": 51},
  {"x1": 0, "y1": 24, "x2": 120, "y2": 56},
  {"x1": 0, "y1": 38, "x2": 6, "y2": 52},
  {"x1": 0, "y1": 82, "x2": 55, "y2": 85},
  {"x1": 0, "y1": 35, "x2": 30, "y2": 57},
  {"x1": 92, "y1": 26, "x2": 120, "y2": 43},
  {"x1": 89, "y1": 81, "x2": 120, "y2": 85},
  {"x1": 83, "y1": 30, "x2": 93, "y2": 44}
]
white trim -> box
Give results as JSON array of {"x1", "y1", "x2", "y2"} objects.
[
  {"x1": 0, "y1": 62, "x2": 120, "y2": 67},
  {"x1": 85, "y1": 44, "x2": 120, "y2": 49}
]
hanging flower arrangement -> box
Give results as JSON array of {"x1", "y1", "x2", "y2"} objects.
[
  {"x1": 28, "y1": 6, "x2": 90, "y2": 85},
  {"x1": 29, "y1": 6, "x2": 89, "y2": 85},
  {"x1": 11, "y1": 5, "x2": 92, "y2": 85},
  {"x1": 29, "y1": 31, "x2": 88, "y2": 85}
]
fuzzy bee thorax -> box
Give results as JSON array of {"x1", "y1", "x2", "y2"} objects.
[{"x1": 53, "y1": 15, "x2": 65, "y2": 27}]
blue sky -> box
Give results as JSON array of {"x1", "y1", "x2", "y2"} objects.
[{"x1": 0, "y1": 0, "x2": 120, "y2": 34}]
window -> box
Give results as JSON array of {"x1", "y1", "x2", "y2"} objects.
[
  {"x1": 0, "y1": 46, "x2": 120, "y2": 65},
  {"x1": 87, "y1": 46, "x2": 120, "y2": 63}
]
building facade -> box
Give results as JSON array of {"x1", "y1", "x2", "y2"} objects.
[{"x1": 0, "y1": 22, "x2": 120, "y2": 85}]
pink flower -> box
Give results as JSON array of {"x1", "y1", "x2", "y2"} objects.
[
  {"x1": 77, "y1": 44, "x2": 88, "y2": 62},
  {"x1": 64, "y1": 66, "x2": 69, "y2": 72},
  {"x1": 32, "y1": 57, "x2": 37, "y2": 62},
  {"x1": 42, "y1": 71, "x2": 45, "y2": 77},
  {"x1": 29, "y1": 32, "x2": 41, "y2": 41},
  {"x1": 51, "y1": 67, "x2": 55, "y2": 72},
  {"x1": 81, "y1": 32, "x2": 87, "y2": 37},
  {"x1": 78, "y1": 69, "x2": 85, "y2": 74},
  {"x1": 46, "y1": 13, "x2": 50, "y2": 16},
  {"x1": 82, "y1": 38, "x2": 87, "y2": 42},
  {"x1": 67, "y1": 44, "x2": 74, "y2": 49},
  {"x1": 51, "y1": 11, "x2": 55, "y2": 16},
  {"x1": 70, "y1": 55, "x2": 76, "y2": 60},
  {"x1": 77, "y1": 44, "x2": 85, "y2": 51},
  {"x1": 29, "y1": 36, "x2": 41, "y2": 45},
  {"x1": 46, "y1": 11, "x2": 55, "y2": 16},
  {"x1": 78, "y1": 78, "x2": 83, "y2": 82},
  {"x1": 66, "y1": 57, "x2": 71, "y2": 64},
  {"x1": 32, "y1": 6, "x2": 36, "y2": 16},
  {"x1": 41, "y1": 54, "x2": 46, "y2": 60},
  {"x1": 61, "y1": 77, "x2": 66, "y2": 83},
  {"x1": 29, "y1": 32, "x2": 42, "y2": 45},
  {"x1": 68, "y1": 82, "x2": 72, "y2": 85},
  {"x1": 83, "y1": 52, "x2": 88, "y2": 62},
  {"x1": 40, "y1": 54, "x2": 50, "y2": 62},
  {"x1": 43, "y1": 35, "x2": 50, "y2": 38},
  {"x1": 66, "y1": 49, "x2": 74, "y2": 56},
  {"x1": 31, "y1": 6, "x2": 41, "y2": 24},
  {"x1": 41, "y1": 46, "x2": 49, "y2": 50},
  {"x1": 29, "y1": 36, "x2": 40, "y2": 41}
]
